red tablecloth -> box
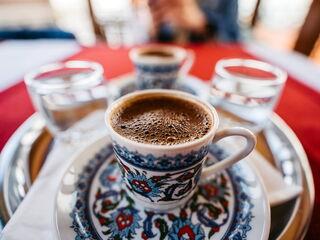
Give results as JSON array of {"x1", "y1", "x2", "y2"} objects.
[{"x1": 0, "y1": 42, "x2": 319, "y2": 238}]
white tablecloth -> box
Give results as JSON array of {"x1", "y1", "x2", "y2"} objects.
[{"x1": 0, "y1": 40, "x2": 80, "y2": 91}]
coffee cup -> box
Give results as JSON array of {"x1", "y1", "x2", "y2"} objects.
[
  {"x1": 105, "y1": 90, "x2": 256, "y2": 211},
  {"x1": 129, "y1": 45, "x2": 194, "y2": 89}
]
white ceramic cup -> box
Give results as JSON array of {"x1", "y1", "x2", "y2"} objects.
[
  {"x1": 129, "y1": 45, "x2": 194, "y2": 89},
  {"x1": 105, "y1": 90, "x2": 256, "y2": 211}
]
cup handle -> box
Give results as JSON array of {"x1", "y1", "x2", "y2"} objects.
[
  {"x1": 179, "y1": 50, "x2": 195, "y2": 77},
  {"x1": 201, "y1": 127, "x2": 256, "y2": 180}
]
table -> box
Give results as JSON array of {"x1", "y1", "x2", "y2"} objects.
[{"x1": 0, "y1": 41, "x2": 319, "y2": 239}]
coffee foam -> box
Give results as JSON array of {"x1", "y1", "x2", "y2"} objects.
[
  {"x1": 110, "y1": 94, "x2": 212, "y2": 145},
  {"x1": 140, "y1": 50, "x2": 174, "y2": 58},
  {"x1": 130, "y1": 45, "x2": 186, "y2": 65}
]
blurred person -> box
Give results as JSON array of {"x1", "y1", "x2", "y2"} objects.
[{"x1": 148, "y1": 0, "x2": 239, "y2": 42}]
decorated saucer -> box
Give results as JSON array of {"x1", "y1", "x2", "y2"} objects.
[{"x1": 55, "y1": 136, "x2": 270, "y2": 240}]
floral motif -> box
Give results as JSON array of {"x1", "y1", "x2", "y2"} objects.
[
  {"x1": 168, "y1": 219, "x2": 205, "y2": 240},
  {"x1": 118, "y1": 160, "x2": 202, "y2": 203},
  {"x1": 113, "y1": 143, "x2": 208, "y2": 171},
  {"x1": 127, "y1": 172, "x2": 161, "y2": 199},
  {"x1": 108, "y1": 207, "x2": 142, "y2": 239},
  {"x1": 199, "y1": 174, "x2": 229, "y2": 202},
  {"x1": 70, "y1": 144, "x2": 254, "y2": 240},
  {"x1": 99, "y1": 162, "x2": 120, "y2": 188},
  {"x1": 135, "y1": 63, "x2": 179, "y2": 89},
  {"x1": 137, "y1": 75, "x2": 177, "y2": 90},
  {"x1": 136, "y1": 64, "x2": 179, "y2": 73}
]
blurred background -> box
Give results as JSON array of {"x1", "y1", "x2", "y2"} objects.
[{"x1": 0, "y1": 0, "x2": 319, "y2": 64}]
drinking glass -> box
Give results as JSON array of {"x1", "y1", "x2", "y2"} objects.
[
  {"x1": 210, "y1": 59, "x2": 287, "y2": 132},
  {"x1": 25, "y1": 61, "x2": 112, "y2": 142}
]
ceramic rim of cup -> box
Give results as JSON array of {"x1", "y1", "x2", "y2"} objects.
[
  {"x1": 105, "y1": 89, "x2": 219, "y2": 151},
  {"x1": 129, "y1": 44, "x2": 187, "y2": 65}
]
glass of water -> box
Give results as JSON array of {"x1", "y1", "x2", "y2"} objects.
[
  {"x1": 210, "y1": 58, "x2": 287, "y2": 132},
  {"x1": 25, "y1": 61, "x2": 110, "y2": 142}
]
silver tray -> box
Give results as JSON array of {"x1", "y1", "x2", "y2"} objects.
[{"x1": 0, "y1": 74, "x2": 314, "y2": 239}]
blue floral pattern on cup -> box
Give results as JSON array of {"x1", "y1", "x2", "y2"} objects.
[
  {"x1": 69, "y1": 144, "x2": 254, "y2": 239},
  {"x1": 113, "y1": 143, "x2": 209, "y2": 171},
  {"x1": 136, "y1": 64, "x2": 179, "y2": 73},
  {"x1": 135, "y1": 64, "x2": 179, "y2": 89},
  {"x1": 118, "y1": 160, "x2": 202, "y2": 203},
  {"x1": 126, "y1": 172, "x2": 162, "y2": 199}
]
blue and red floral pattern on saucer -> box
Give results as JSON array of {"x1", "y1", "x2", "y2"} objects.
[{"x1": 55, "y1": 137, "x2": 270, "y2": 240}]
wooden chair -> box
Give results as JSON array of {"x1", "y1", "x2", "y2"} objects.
[
  {"x1": 86, "y1": 0, "x2": 106, "y2": 41},
  {"x1": 251, "y1": 0, "x2": 320, "y2": 56},
  {"x1": 294, "y1": 0, "x2": 320, "y2": 56},
  {"x1": 251, "y1": 0, "x2": 261, "y2": 27}
]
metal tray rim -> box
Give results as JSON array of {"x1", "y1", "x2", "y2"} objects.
[
  {"x1": 0, "y1": 114, "x2": 40, "y2": 219},
  {"x1": 270, "y1": 114, "x2": 315, "y2": 239},
  {"x1": 0, "y1": 76, "x2": 315, "y2": 239}
]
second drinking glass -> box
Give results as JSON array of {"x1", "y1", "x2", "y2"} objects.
[
  {"x1": 25, "y1": 61, "x2": 114, "y2": 143},
  {"x1": 210, "y1": 59, "x2": 287, "y2": 132}
]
